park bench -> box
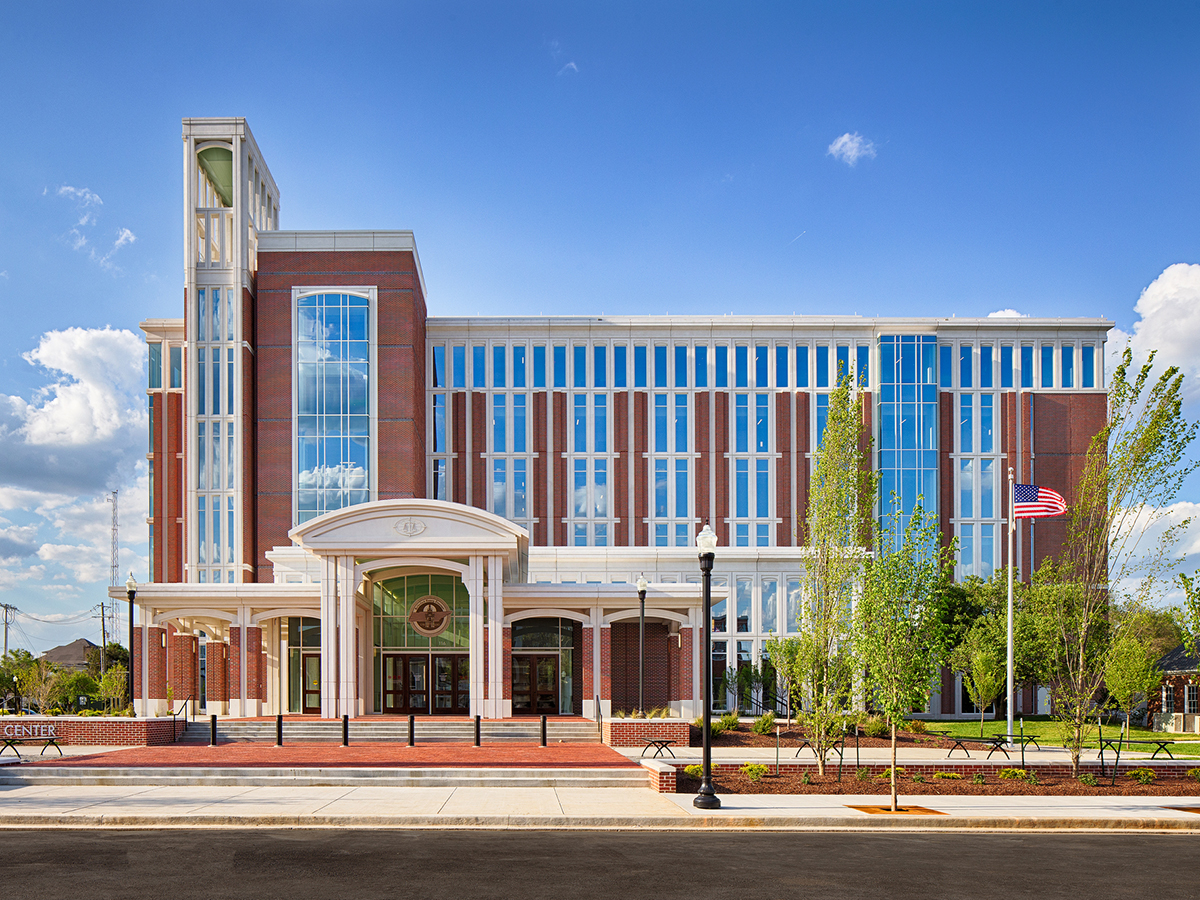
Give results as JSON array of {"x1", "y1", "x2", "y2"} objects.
[
  {"x1": 641, "y1": 739, "x2": 676, "y2": 758},
  {"x1": 944, "y1": 734, "x2": 1011, "y2": 760},
  {"x1": 0, "y1": 735, "x2": 63, "y2": 758}
]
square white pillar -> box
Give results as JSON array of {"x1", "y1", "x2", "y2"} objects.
[{"x1": 487, "y1": 555, "x2": 505, "y2": 719}]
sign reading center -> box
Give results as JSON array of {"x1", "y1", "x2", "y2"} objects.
[{"x1": 407, "y1": 596, "x2": 453, "y2": 637}]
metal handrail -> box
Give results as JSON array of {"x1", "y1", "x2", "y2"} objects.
[
  {"x1": 595, "y1": 695, "x2": 602, "y2": 739},
  {"x1": 169, "y1": 695, "x2": 194, "y2": 742}
]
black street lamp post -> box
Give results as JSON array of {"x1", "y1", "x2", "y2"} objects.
[
  {"x1": 125, "y1": 573, "x2": 137, "y2": 717},
  {"x1": 694, "y1": 524, "x2": 720, "y2": 810},
  {"x1": 636, "y1": 576, "x2": 648, "y2": 715}
]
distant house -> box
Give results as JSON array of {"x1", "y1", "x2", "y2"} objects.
[
  {"x1": 1147, "y1": 642, "x2": 1200, "y2": 733},
  {"x1": 40, "y1": 638, "x2": 99, "y2": 672}
]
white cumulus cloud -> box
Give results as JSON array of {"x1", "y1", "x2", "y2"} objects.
[
  {"x1": 988, "y1": 308, "x2": 1026, "y2": 318},
  {"x1": 1107, "y1": 263, "x2": 1200, "y2": 404},
  {"x1": 827, "y1": 132, "x2": 877, "y2": 166}
]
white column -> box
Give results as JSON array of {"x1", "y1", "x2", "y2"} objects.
[
  {"x1": 320, "y1": 554, "x2": 338, "y2": 718},
  {"x1": 338, "y1": 555, "x2": 357, "y2": 718},
  {"x1": 586, "y1": 605, "x2": 602, "y2": 720},
  {"x1": 487, "y1": 555, "x2": 505, "y2": 718},
  {"x1": 137, "y1": 603, "x2": 152, "y2": 717},
  {"x1": 468, "y1": 556, "x2": 485, "y2": 717}
]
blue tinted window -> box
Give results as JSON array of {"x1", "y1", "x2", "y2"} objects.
[
  {"x1": 1061, "y1": 345, "x2": 1074, "y2": 388},
  {"x1": 776, "y1": 346, "x2": 788, "y2": 387},
  {"x1": 452, "y1": 346, "x2": 466, "y2": 387},
  {"x1": 573, "y1": 345, "x2": 586, "y2": 387},
  {"x1": 959, "y1": 345, "x2": 973, "y2": 389},
  {"x1": 1021, "y1": 346, "x2": 1034, "y2": 388},
  {"x1": 1041, "y1": 345, "x2": 1054, "y2": 387},
  {"x1": 675, "y1": 394, "x2": 688, "y2": 451},
  {"x1": 675, "y1": 345, "x2": 688, "y2": 387},
  {"x1": 1082, "y1": 345, "x2": 1095, "y2": 388},
  {"x1": 574, "y1": 395, "x2": 586, "y2": 452},
  {"x1": 960, "y1": 395, "x2": 973, "y2": 452},
  {"x1": 494, "y1": 395, "x2": 506, "y2": 452},
  {"x1": 432, "y1": 346, "x2": 445, "y2": 388},
  {"x1": 594, "y1": 346, "x2": 607, "y2": 388},
  {"x1": 736, "y1": 459, "x2": 748, "y2": 517},
  {"x1": 979, "y1": 345, "x2": 993, "y2": 388},
  {"x1": 676, "y1": 460, "x2": 688, "y2": 518},
  {"x1": 513, "y1": 394, "x2": 526, "y2": 452},
  {"x1": 857, "y1": 345, "x2": 869, "y2": 388},
  {"x1": 654, "y1": 395, "x2": 667, "y2": 451},
  {"x1": 473, "y1": 345, "x2": 485, "y2": 388},
  {"x1": 939, "y1": 345, "x2": 952, "y2": 387},
  {"x1": 493, "y1": 345, "x2": 506, "y2": 388},
  {"x1": 836, "y1": 346, "x2": 849, "y2": 386},
  {"x1": 1000, "y1": 345, "x2": 1013, "y2": 388},
  {"x1": 594, "y1": 394, "x2": 607, "y2": 452},
  {"x1": 816, "y1": 393, "x2": 828, "y2": 447},
  {"x1": 695, "y1": 345, "x2": 708, "y2": 387},
  {"x1": 634, "y1": 346, "x2": 647, "y2": 387},
  {"x1": 756, "y1": 459, "x2": 769, "y2": 517},
  {"x1": 553, "y1": 345, "x2": 567, "y2": 388},
  {"x1": 614, "y1": 345, "x2": 627, "y2": 388},
  {"x1": 715, "y1": 346, "x2": 728, "y2": 387},
  {"x1": 756, "y1": 394, "x2": 769, "y2": 451},
  {"x1": 655, "y1": 460, "x2": 668, "y2": 518},
  {"x1": 169, "y1": 346, "x2": 182, "y2": 388},
  {"x1": 816, "y1": 345, "x2": 829, "y2": 388},
  {"x1": 513, "y1": 345, "x2": 526, "y2": 388},
  {"x1": 735, "y1": 394, "x2": 748, "y2": 452},
  {"x1": 148, "y1": 343, "x2": 162, "y2": 389},
  {"x1": 654, "y1": 345, "x2": 667, "y2": 388},
  {"x1": 796, "y1": 346, "x2": 808, "y2": 387},
  {"x1": 533, "y1": 345, "x2": 546, "y2": 387},
  {"x1": 735, "y1": 346, "x2": 748, "y2": 387},
  {"x1": 755, "y1": 346, "x2": 768, "y2": 387}
]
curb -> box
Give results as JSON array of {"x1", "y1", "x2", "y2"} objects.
[{"x1": 1, "y1": 813, "x2": 1198, "y2": 831}]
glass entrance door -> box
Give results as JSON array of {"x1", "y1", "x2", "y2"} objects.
[
  {"x1": 383, "y1": 654, "x2": 467, "y2": 715},
  {"x1": 302, "y1": 653, "x2": 321, "y2": 715},
  {"x1": 512, "y1": 654, "x2": 558, "y2": 715}
]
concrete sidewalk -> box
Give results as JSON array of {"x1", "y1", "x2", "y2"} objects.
[{"x1": 3, "y1": 780, "x2": 1200, "y2": 831}]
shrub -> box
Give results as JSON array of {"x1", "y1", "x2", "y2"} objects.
[
  {"x1": 933, "y1": 771, "x2": 962, "y2": 780},
  {"x1": 911, "y1": 773, "x2": 925, "y2": 783},
  {"x1": 799, "y1": 772, "x2": 812, "y2": 785},
  {"x1": 691, "y1": 716, "x2": 702, "y2": 728},
  {"x1": 740, "y1": 763, "x2": 769, "y2": 782},
  {"x1": 1128, "y1": 768, "x2": 1156, "y2": 785},
  {"x1": 709, "y1": 720, "x2": 728, "y2": 738},
  {"x1": 875, "y1": 766, "x2": 906, "y2": 780},
  {"x1": 1025, "y1": 770, "x2": 1040, "y2": 785},
  {"x1": 614, "y1": 709, "x2": 627, "y2": 719},
  {"x1": 972, "y1": 773, "x2": 986, "y2": 785},
  {"x1": 905, "y1": 718, "x2": 928, "y2": 735},
  {"x1": 855, "y1": 767, "x2": 871, "y2": 782},
  {"x1": 718, "y1": 711, "x2": 740, "y2": 732},
  {"x1": 1187, "y1": 768, "x2": 1200, "y2": 783},
  {"x1": 751, "y1": 711, "x2": 776, "y2": 735},
  {"x1": 1079, "y1": 773, "x2": 1098, "y2": 787},
  {"x1": 862, "y1": 715, "x2": 889, "y2": 739},
  {"x1": 683, "y1": 765, "x2": 703, "y2": 779},
  {"x1": 997, "y1": 768, "x2": 1028, "y2": 780}
]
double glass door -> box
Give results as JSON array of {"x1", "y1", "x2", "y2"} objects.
[
  {"x1": 383, "y1": 654, "x2": 468, "y2": 715},
  {"x1": 511, "y1": 655, "x2": 558, "y2": 715}
]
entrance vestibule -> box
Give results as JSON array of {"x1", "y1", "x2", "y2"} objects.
[{"x1": 382, "y1": 653, "x2": 469, "y2": 714}]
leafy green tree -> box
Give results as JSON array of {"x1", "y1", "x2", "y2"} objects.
[
  {"x1": 86, "y1": 643, "x2": 130, "y2": 677},
  {"x1": 1105, "y1": 602, "x2": 1165, "y2": 729},
  {"x1": 98, "y1": 664, "x2": 129, "y2": 714},
  {"x1": 23, "y1": 659, "x2": 62, "y2": 714},
  {"x1": 763, "y1": 634, "x2": 803, "y2": 726},
  {"x1": 1, "y1": 650, "x2": 36, "y2": 710},
  {"x1": 855, "y1": 502, "x2": 953, "y2": 811},
  {"x1": 949, "y1": 615, "x2": 1007, "y2": 736},
  {"x1": 793, "y1": 371, "x2": 878, "y2": 774},
  {"x1": 1031, "y1": 348, "x2": 1198, "y2": 774},
  {"x1": 52, "y1": 671, "x2": 99, "y2": 712}
]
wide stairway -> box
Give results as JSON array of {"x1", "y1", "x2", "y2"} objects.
[{"x1": 176, "y1": 716, "x2": 601, "y2": 745}]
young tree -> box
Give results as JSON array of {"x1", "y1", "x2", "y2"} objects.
[
  {"x1": 1105, "y1": 602, "x2": 1165, "y2": 729},
  {"x1": 1032, "y1": 348, "x2": 1198, "y2": 774},
  {"x1": 98, "y1": 664, "x2": 129, "y2": 714},
  {"x1": 763, "y1": 634, "x2": 802, "y2": 727},
  {"x1": 855, "y1": 503, "x2": 952, "y2": 812},
  {"x1": 949, "y1": 615, "x2": 1007, "y2": 737},
  {"x1": 23, "y1": 659, "x2": 63, "y2": 714},
  {"x1": 794, "y1": 372, "x2": 877, "y2": 774}
]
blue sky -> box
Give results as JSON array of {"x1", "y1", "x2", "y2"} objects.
[{"x1": 1, "y1": 2, "x2": 1198, "y2": 652}]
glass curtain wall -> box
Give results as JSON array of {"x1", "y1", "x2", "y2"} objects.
[{"x1": 877, "y1": 335, "x2": 939, "y2": 544}]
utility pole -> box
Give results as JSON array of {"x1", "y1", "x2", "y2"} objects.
[
  {"x1": 106, "y1": 489, "x2": 119, "y2": 672},
  {"x1": 94, "y1": 605, "x2": 108, "y2": 674},
  {"x1": 1, "y1": 603, "x2": 16, "y2": 657}
]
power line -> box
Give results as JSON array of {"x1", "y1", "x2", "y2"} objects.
[{"x1": 16, "y1": 610, "x2": 95, "y2": 625}]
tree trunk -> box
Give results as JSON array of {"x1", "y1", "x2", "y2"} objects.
[{"x1": 890, "y1": 721, "x2": 898, "y2": 812}]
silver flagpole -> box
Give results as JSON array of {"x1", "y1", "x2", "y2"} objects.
[{"x1": 1007, "y1": 467, "x2": 1015, "y2": 744}]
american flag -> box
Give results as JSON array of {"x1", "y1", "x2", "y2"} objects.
[{"x1": 1013, "y1": 483, "x2": 1067, "y2": 518}]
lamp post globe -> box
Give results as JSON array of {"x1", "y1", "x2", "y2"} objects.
[
  {"x1": 125, "y1": 572, "x2": 137, "y2": 717},
  {"x1": 693, "y1": 523, "x2": 720, "y2": 810}
]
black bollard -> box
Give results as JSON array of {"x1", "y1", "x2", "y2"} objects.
[
  {"x1": 408, "y1": 714, "x2": 415, "y2": 747},
  {"x1": 342, "y1": 713, "x2": 349, "y2": 747},
  {"x1": 474, "y1": 714, "x2": 481, "y2": 747},
  {"x1": 210, "y1": 714, "x2": 217, "y2": 747},
  {"x1": 540, "y1": 714, "x2": 547, "y2": 747},
  {"x1": 276, "y1": 712, "x2": 283, "y2": 747}
]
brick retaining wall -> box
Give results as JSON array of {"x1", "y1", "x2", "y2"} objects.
[
  {"x1": 602, "y1": 719, "x2": 691, "y2": 747},
  {"x1": 0, "y1": 717, "x2": 187, "y2": 746}
]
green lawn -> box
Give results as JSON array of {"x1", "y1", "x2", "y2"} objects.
[{"x1": 918, "y1": 715, "x2": 1200, "y2": 758}]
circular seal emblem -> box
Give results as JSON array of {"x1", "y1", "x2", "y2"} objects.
[
  {"x1": 407, "y1": 596, "x2": 453, "y2": 637},
  {"x1": 393, "y1": 517, "x2": 426, "y2": 537}
]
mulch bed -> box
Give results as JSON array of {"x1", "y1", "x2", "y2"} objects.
[
  {"x1": 675, "y1": 770, "x2": 1200, "y2": 796},
  {"x1": 691, "y1": 724, "x2": 962, "y2": 751}
]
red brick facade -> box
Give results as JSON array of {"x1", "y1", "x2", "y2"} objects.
[{"x1": 228, "y1": 626, "x2": 265, "y2": 701}]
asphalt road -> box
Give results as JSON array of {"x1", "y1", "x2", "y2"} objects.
[{"x1": 2, "y1": 829, "x2": 1197, "y2": 899}]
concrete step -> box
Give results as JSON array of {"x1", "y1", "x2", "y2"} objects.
[{"x1": 0, "y1": 766, "x2": 648, "y2": 789}]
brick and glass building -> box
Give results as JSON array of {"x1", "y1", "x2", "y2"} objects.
[{"x1": 121, "y1": 117, "x2": 1112, "y2": 721}]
